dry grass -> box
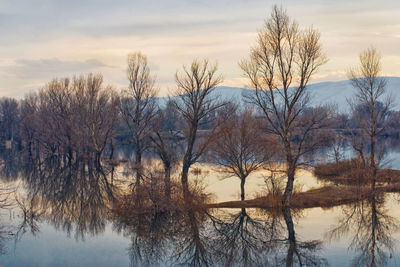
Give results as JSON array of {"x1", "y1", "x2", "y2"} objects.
[
  {"x1": 314, "y1": 158, "x2": 358, "y2": 178},
  {"x1": 112, "y1": 176, "x2": 211, "y2": 219},
  {"x1": 313, "y1": 158, "x2": 400, "y2": 185},
  {"x1": 207, "y1": 183, "x2": 400, "y2": 210}
]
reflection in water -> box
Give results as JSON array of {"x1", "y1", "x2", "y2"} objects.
[
  {"x1": 174, "y1": 206, "x2": 213, "y2": 266},
  {"x1": 113, "y1": 198, "x2": 213, "y2": 266},
  {"x1": 282, "y1": 207, "x2": 327, "y2": 267},
  {"x1": 209, "y1": 208, "x2": 282, "y2": 266},
  {"x1": 14, "y1": 195, "x2": 43, "y2": 243},
  {"x1": 4, "y1": 153, "x2": 388, "y2": 266},
  {"x1": 115, "y1": 210, "x2": 177, "y2": 266},
  {"x1": 327, "y1": 192, "x2": 399, "y2": 266},
  {"x1": 0, "y1": 152, "x2": 331, "y2": 266},
  {"x1": 16, "y1": 160, "x2": 115, "y2": 240},
  {"x1": 113, "y1": 196, "x2": 327, "y2": 267},
  {"x1": 0, "y1": 148, "x2": 23, "y2": 181},
  {"x1": 0, "y1": 153, "x2": 19, "y2": 254}
]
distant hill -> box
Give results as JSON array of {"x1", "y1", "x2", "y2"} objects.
[
  {"x1": 306, "y1": 77, "x2": 400, "y2": 111},
  {"x1": 158, "y1": 77, "x2": 400, "y2": 112}
]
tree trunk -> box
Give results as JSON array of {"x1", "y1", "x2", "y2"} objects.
[
  {"x1": 371, "y1": 165, "x2": 377, "y2": 194},
  {"x1": 95, "y1": 151, "x2": 101, "y2": 167},
  {"x1": 240, "y1": 176, "x2": 246, "y2": 201},
  {"x1": 180, "y1": 124, "x2": 197, "y2": 199},
  {"x1": 181, "y1": 163, "x2": 190, "y2": 200},
  {"x1": 110, "y1": 166, "x2": 114, "y2": 186},
  {"x1": 28, "y1": 140, "x2": 32, "y2": 157},
  {"x1": 68, "y1": 147, "x2": 73, "y2": 167},
  {"x1": 283, "y1": 206, "x2": 296, "y2": 267},
  {"x1": 370, "y1": 194, "x2": 377, "y2": 266},
  {"x1": 164, "y1": 163, "x2": 171, "y2": 199},
  {"x1": 370, "y1": 134, "x2": 377, "y2": 193},
  {"x1": 135, "y1": 149, "x2": 142, "y2": 187},
  {"x1": 134, "y1": 148, "x2": 143, "y2": 205},
  {"x1": 283, "y1": 165, "x2": 295, "y2": 207},
  {"x1": 109, "y1": 139, "x2": 114, "y2": 160}
]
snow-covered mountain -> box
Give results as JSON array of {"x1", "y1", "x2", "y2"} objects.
[
  {"x1": 306, "y1": 77, "x2": 400, "y2": 111},
  {"x1": 159, "y1": 77, "x2": 400, "y2": 112}
]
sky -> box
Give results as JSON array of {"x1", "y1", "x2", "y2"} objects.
[{"x1": 0, "y1": 0, "x2": 399, "y2": 98}]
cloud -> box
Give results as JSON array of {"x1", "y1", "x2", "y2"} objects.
[
  {"x1": 0, "y1": 0, "x2": 261, "y2": 45},
  {"x1": 2, "y1": 58, "x2": 113, "y2": 79},
  {"x1": 0, "y1": 58, "x2": 115, "y2": 98},
  {"x1": 0, "y1": 0, "x2": 399, "y2": 97}
]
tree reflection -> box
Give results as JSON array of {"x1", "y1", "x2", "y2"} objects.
[
  {"x1": 114, "y1": 208, "x2": 176, "y2": 266},
  {"x1": 0, "y1": 184, "x2": 17, "y2": 254},
  {"x1": 113, "y1": 196, "x2": 327, "y2": 267},
  {"x1": 209, "y1": 208, "x2": 282, "y2": 266},
  {"x1": 113, "y1": 196, "x2": 213, "y2": 266},
  {"x1": 327, "y1": 192, "x2": 398, "y2": 266},
  {"x1": 16, "y1": 160, "x2": 115, "y2": 240},
  {"x1": 281, "y1": 207, "x2": 327, "y2": 267},
  {"x1": 0, "y1": 148, "x2": 24, "y2": 181},
  {"x1": 4, "y1": 155, "x2": 328, "y2": 266},
  {"x1": 173, "y1": 206, "x2": 213, "y2": 266},
  {"x1": 211, "y1": 207, "x2": 326, "y2": 267}
]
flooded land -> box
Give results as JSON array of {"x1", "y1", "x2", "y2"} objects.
[{"x1": 1, "y1": 152, "x2": 400, "y2": 267}]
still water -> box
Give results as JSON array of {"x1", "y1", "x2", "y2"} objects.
[{"x1": 0, "y1": 156, "x2": 400, "y2": 266}]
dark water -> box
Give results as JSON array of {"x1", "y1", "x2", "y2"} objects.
[{"x1": 0, "y1": 154, "x2": 400, "y2": 266}]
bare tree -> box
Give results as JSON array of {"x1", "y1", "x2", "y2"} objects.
[
  {"x1": 75, "y1": 74, "x2": 120, "y2": 164},
  {"x1": 172, "y1": 59, "x2": 224, "y2": 197},
  {"x1": 0, "y1": 98, "x2": 20, "y2": 148},
  {"x1": 20, "y1": 94, "x2": 40, "y2": 158},
  {"x1": 149, "y1": 101, "x2": 181, "y2": 199},
  {"x1": 348, "y1": 47, "x2": 391, "y2": 189},
  {"x1": 34, "y1": 78, "x2": 76, "y2": 163},
  {"x1": 240, "y1": 5, "x2": 328, "y2": 207},
  {"x1": 18, "y1": 74, "x2": 118, "y2": 167},
  {"x1": 120, "y1": 52, "x2": 158, "y2": 187},
  {"x1": 210, "y1": 108, "x2": 268, "y2": 201}
]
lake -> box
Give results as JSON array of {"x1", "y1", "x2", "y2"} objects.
[{"x1": 1, "y1": 154, "x2": 400, "y2": 266}]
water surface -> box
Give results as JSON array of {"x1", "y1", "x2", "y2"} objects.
[{"x1": 0, "y1": 160, "x2": 399, "y2": 266}]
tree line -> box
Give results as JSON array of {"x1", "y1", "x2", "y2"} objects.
[{"x1": 0, "y1": 5, "x2": 398, "y2": 208}]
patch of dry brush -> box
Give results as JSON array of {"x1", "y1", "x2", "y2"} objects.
[
  {"x1": 314, "y1": 158, "x2": 400, "y2": 185},
  {"x1": 208, "y1": 184, "x2": 400, "y2": 210},
  {"x1": 112, "y1": 174, "x2": 211, "y2": 218}
]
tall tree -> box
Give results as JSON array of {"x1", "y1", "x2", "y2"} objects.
[
  {"x1": 348, "y1": 47, "x2": 391, "y2": 190},
  {"x1": 76, "y1": 74, "x2": 120, "y2": 164},
  {"x1": 172, "y1": 59, "x2": 224, "y2": 197},
  {"x1": 120, "y1": 52, "x2": 158, "y2": 187},
  {"x1": 240, "y1": 5, "x2": 328, "y2": 207}
]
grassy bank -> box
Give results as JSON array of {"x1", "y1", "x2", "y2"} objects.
[
  {"x1": 207, "y1": 183, "x2": 400, "y2": 210},
  {"x1": 313, "y1": 158, "x2": 400, "y2": 185}
]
